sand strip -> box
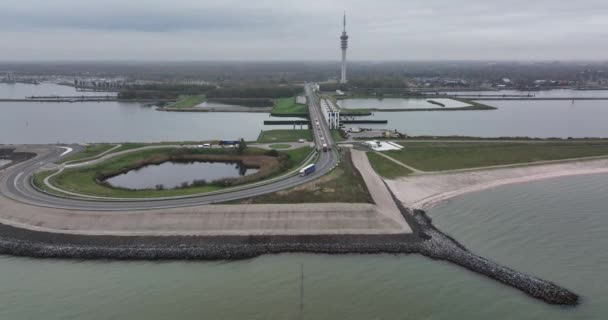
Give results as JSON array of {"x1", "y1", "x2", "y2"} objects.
[{"x1": 386, "y1": 158, "x2": 608, "y2": 209}]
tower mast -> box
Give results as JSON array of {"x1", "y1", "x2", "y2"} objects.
[{"x1": 340, "y1": 12, "x2": 349, "y2": 84}]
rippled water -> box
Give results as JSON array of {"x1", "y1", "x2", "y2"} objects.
[
  {"x1": 359, "y1": 100, "x2": 608, "y2": 138},
  {"x1": 338, "y1": 98, "x2": 471, "y2": 109},
  {"x1": 1, "y1": 174, "x2": 607, "y2": 319},
  {"x1": 106, "y1": 161, "x2": 258, "y2": 190},
  {"x1": 440, "y1": 89, "x2": 608, "y2": 98}
]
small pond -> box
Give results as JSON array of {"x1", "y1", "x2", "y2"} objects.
[{"x1": 105, "y1": 161, "x2": 259, "y2": 190}]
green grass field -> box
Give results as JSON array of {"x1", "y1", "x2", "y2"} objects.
[
  {"x1": 233, "y1": 149, "x2": 373, "y2": 204},
  {"x1": 339, "y1": 108, "x2": 371, "y2": 114},
  {"x1": 40, "y1": 146, "x2": 312, "y2": 199},
  {"x1": 269, "y1": 144, "x2": 291, "y2": 149},
  {"x1": 167, "y1": 95, "x2": 206, "y2": 109},
  {"x1": 331, "y1": 130, "x2": 346, "y2": 142},
  {"x1": 367, "y1": 152, "x2": 413, "y2": 179},
  {"x1": 271, "y1": 97, "x2": 308, "y2": 116},
  {"x1": 384, "y1": 141, "x2": 608, "y2": 171},
  {"x1": 257, "y1": 129, "x2": 312, "y2": 143}
]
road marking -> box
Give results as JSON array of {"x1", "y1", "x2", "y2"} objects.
[
  {"x1": 59, "y1": 147, "x2": 73, "y2": 157},
  {"x1": 14, "y1": 172, "x2": 23, "y2": 189}
]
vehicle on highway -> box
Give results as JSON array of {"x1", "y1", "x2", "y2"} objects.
[
  {"x1": 298, "y1": 139, "x2": 306, "y2": 143},
  {"x1": 203, "y1": 143, "x2": 211, "y2": 148},
  {"x1": 299, "y1": 164, "x2": 316, "y2": 176},
  {"x1": 322, "y1": 143, "x2": 328, "y2": 152}
]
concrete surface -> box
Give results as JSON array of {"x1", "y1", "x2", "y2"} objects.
[{"x1": 350, "y1": 149, "x2": 412, "y2": 233}]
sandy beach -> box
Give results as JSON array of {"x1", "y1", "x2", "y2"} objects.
[{"x1": 386, "y1": 158, "x2": 608, "y2": 209}]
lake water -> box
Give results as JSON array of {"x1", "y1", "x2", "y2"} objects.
[
  {"x1": 3, "y1": 84, "x2": 608, "y2": 142},
  {"x1": 106, "y1": 161, "x2": 258, "y2": 190},
  {"x1": 358, "y1": 100, "x2": 608, "y2": 138},
  {"x1": 0, "y1": 82, "x2": 116, "y2": 99},
  {"x1": 338, "y1": 98, "x2": 471, "y2": 109},
  {"x1": 0, "y1": 101, "x2": 304, "y2": 144},
  {"x1": 1, "y1": 173, "x2": 606, "y2": 319},
  {"x1": 436, "y1": 88, "x2": 608, "y2": 98}
]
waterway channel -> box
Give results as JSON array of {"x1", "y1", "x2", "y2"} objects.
[
  {"x1": 106, "y1": 161, "x2": 258, "y2": 190},
  {"x1": 358, "y1": 99, "x2": 608, "y2": 138},
  {"x1": 338, "y1": 97, "x2": 471, "y2": 109},
  {"x1": 0, "y1": 83, "x2": 305, "y2": 144}
]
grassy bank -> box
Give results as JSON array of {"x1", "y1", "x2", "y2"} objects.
[
  {"x1": 367, "y1": 152, "x2": 413, "y2": 178},
  {"x1": 257, "y1": 129, "x2": 312, "y2": 143},
  {"x1": 331, "y1": 130, "x2": 346, "y2": 142},
  {"x1": 39, "y1": 146, "x2": 312, "y2": 198},
  {"x1": 232, "y1": 149, "x2": 373, "y2": 204},
  {"x1": 340, "y1": 108, "x2": 372, "y2": 115},
  {"x1": 384, "y1": 141, "x2": 608, "y2": 171},
  {"x1": 269, "y1": 144, "x2": 291, "y2": 149},
  {"x1": 270, "y1": 97, "x2": 308, "y2": 116},
  {"x1": 166, "y1": 95, "x2": 206, "y2": 109}
]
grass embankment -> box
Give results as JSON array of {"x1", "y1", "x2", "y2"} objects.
[
  {"x1": 331, "y1": 130, "x2": 346, "y2": 142},
  {"x1": 384, "y1": 141, "x2": 608, "y2": 171},
  {"x1": 270, "y1": 97, "x2": 308, "y2": 116},
  {"x1": 233, "y1": 149, "x2": 373, "y2": 204},
  {"x1": 339, "y1": 108, "x2": 372, "y2": 115},
  {"x1": 166, "y1": 95, "x2": 206, "y2": 109},
  {"x1": 257, "y1": 129, "x2": 312, "y2": 143},
  {"x1": 269, "y1": 144, "x2": 291, "y2": 149},
  {"x1": 32, "y1": 170, "x2": 56, "y2": 194},
  {"x1": 367, "y1": 152, "x2": 413, "y2": 179},
  {"x1": 40, "y1": 146, "x2": 312, "y2": 198},
  {"x1": 56, "y1": 144, "x2": 116, "y2": 164}
]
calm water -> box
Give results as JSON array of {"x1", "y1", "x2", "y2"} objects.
[
  {"x1": 3, "y1": 84, "x2": 608, "y2": 142},
  {"x1": 0, "y1": 83, "x2": 305, "y2": 144},
  {"x1": 0, "y1": 101, "x2": 303, "y2": 144},
  {"x1": 360, "y1": 100, "x2": 608, "y2": 138},
  {"x1": 0, "y1": 82, "x2": 116, "y2": 99},
  {"x1": 437, "y1": 88, "x2": 608, "y2": 98},
  {"x1": 106, "y1": 161, "x2": 258, "y2": 190},
  {"x1": 338, "y1": 98, "x2": 471, "y2": 109},
  {"x1": 1, "y1": 174, "x2": 607, "y2": 319}
]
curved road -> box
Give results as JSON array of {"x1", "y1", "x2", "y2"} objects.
[{"x1": 1, "y1": 84, "x2": 339, "y2": 211}]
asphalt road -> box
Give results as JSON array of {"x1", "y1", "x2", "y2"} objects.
[{"x1": 0, "y1": 84, "x2": 339, "y2": 211}]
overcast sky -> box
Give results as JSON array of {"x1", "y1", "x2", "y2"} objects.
[{"x1": 1, "y1": 0, "x2": 607, "y2": 61}]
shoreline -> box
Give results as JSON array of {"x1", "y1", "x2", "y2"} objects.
[
  {"x1": 0, "y1": 205, "x2": 579, "y2": 306},
  {"x1": 386, "y1": 158, "x2": 608, "y2": 210},
  {"x1": 416, "y1": 168, "x2": 608, "y2": 209}
]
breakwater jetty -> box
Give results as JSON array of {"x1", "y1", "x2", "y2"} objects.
[{"x1": 0, "y1": 206, "x2": 578, "y2": 306}]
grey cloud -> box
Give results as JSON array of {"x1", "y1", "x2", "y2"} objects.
[{"x1": 1, "y1": 0, "x2": 607, "y2": 60}]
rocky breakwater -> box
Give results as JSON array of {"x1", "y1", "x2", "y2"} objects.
[
  {"x1": 0, "y1": 207, "x2": 578, "y2": 306},
  {"x1": 409, "y1": 209, "x2": 579, "y2": 306}
]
